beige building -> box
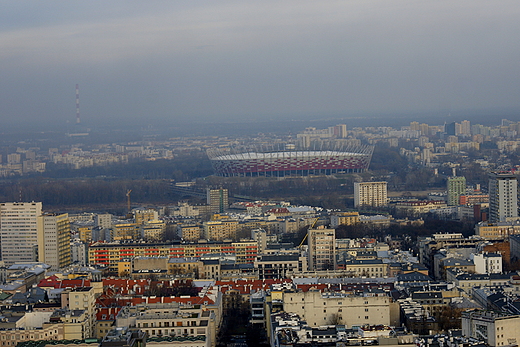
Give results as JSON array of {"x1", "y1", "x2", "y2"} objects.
[
  {"x1": 308, "y1": 228, "x2": 335, "y2": 271},
  {"x1": 462, "y1": 310, "x2": 520, "y2": 347},
  {"x1": 142, "y1": 220, "x2": 166, "y2": 241},
  {"x1": 203, "y1": 220, "x2": 238, "y2": 241},
  {"x1": 330, "y1": 212, "x2": 360, "y2": 228},
  {"x1": 475, "y1": 221, "x2": 520, "y2": 239},
  {"x1": 340, "y1": 259, "x2": 387, "y2": 277},
  {"x1": 61, "y1": 287, "x2": 96, "y2": 338},
  {"x1": 394, "y1": 201, "x2": 447, "y2": 215},
  {"x1": 50, "y1": 308, "x2": 90, "y2": 339},
  {"x1": 282, "y1": 290, "x2": 397, "y2": 327},
  {"x1": 38, "y1": 213, "x2": 71, "y2": 270},
  {"x1": 134, "y1": 209, "x2": 159, "y2": 224},
  {"x1": 179, "y1": 224, "x2": 203, "y2": 241},
  {"x1": 78, "y1": 225, "x2": 93, "y2": 243},
  {"x1": 116, "y1": 303, "x2": 218, "y2": 347},
  {"x1": 0, "y1": 325, "x2": 63, "y2": 343},
  {"x1": 113, "y1": 222, "x2": 140, "y2": 240},
  {"x1": 354, "y1": 182, "x2": 388, "y2": 208}
]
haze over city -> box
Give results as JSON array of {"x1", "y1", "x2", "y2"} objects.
[
  {"x1": 6, "y1": 2, "x2": 520, "y2": 345},
  {"x1": 2, "y1": 0, "x2": 520, "y2": 133}
]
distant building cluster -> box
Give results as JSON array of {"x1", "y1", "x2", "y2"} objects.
[{"x1": 5, "y1": 119, "x2": 520, "y2": 346}]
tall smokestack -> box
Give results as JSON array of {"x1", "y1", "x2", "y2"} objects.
[{"x1": 76, "y1": 84, "x2": 80, "y2": 124}]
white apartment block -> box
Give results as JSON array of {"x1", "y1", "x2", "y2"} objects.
[
  {"x1": 282, "y1": 290, "x2": 396, "y2": 328},
  {"x1": 489, "y1": 172, "x2": 518, "y2": 223},
  {"x1": 471, "y1": 252, "x2": 503, "y2": 274},
  {"x1": 354, "y1": 182, "x2": 388, "y2": 208},
  {"x1": 0, "y1": 202, "x2": 42, "y2": 266}
]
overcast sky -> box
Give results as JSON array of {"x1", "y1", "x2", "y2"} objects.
[{"x1": 1, "y1": 0, "x2": 520, "y2": 130}]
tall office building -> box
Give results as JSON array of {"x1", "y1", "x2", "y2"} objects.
[
  {"x1": 354, "y1": 181, "x2": 388, "y2": 208},
  {"x1": 328, "y1": 124, "x2": 347, "y2": 138},
  {"x1": 447, "y1": 176, "x2": 466, "y2": 206},
  {"x1": 489, "y1": 172, "x2": 518, "y2": 223},
  {"x1": 445, "y1": 122, "x2": 457, "y2": 136},
  {"x1": 207, "y1": 188, "x2": 229, "y2": 213},
  {"x1": 308, "y1": 227, "x2": 335, "y2": 271},
  {"x1": 460, "y1": 120, "x2": 471, "y2": 136},
  {"x1": 410, "y1": 121, "x2": 420, "y2": 131},
  {"x1": 38, "y1": 213, "x2": 71, "y2": 270},
  {"x1": 0, "y1": 202, "x2": 42, "y2": 266}
]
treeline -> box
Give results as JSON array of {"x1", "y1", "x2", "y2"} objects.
[
  {"x1": 0, "y1": 151, "x2": 213, "y2": 209},
  {"x1": 45, "y1": 151, "x2": 213, "y2": 181},
  {"x1": 0, "y1": 178, "x2": 171, "y2": 209}
]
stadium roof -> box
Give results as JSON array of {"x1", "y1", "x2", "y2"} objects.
[{"x1": 211, "y1": 150, "x2": 365, "y2": 161}]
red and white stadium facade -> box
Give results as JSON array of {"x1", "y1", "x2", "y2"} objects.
[{"x1": 207, "y1": 144, "x2": 374, "y2": 177}]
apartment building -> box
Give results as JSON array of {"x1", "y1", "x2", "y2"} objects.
[
  {"x1": 489, "y1": 172, "x2": 518, "y2": 223},
  {"x1": 203, "y1": 220, "x2": 238, "y2": 241},
  {"x1": 207, "y1": 188, "x2": 229, "y2": 214},
  {"x1": 307, "y1": 228, "x2": 335, "y2": 271},
  {"x1": 462, "y1": 310, "x2": 520, "y2": 347},
  {"x1": 116, "y1": 303, "x2": 218, "y2": 347},
  {"x1": 447, "y1": 176, "x2": 466, "y2": 206},
  {"x1": 61, "y1": 287, "x2": 96, "y2": 338},
  {"x1": 89, "y1": 241, "x2": 258, "y2": 272},
  {"x1": 330, "y1": 212, "x2": 360, "y2": 228},
  {"x1": 255, "y1": 254, "x2": 307, "y2": 280},
  {"x1": 0, "y1": 202, "x2": 42, "y2": 266},
  {"x1": 475, "y1": 221, "x2": 520, "y2": 239},
  {"x1": 354, "y1": 182, "x2": 388, "y2": 208},
  {"x1": 282, "y1": 290, "x2": 396, "y2": 327},
  {"x1": 179, "y1": 224, "x2": 203, "y2": 241},
  {"x1": 38, "y1": 213, "x2": 71, "y2": 270},
  {"x1": 142, "y1": 220, "x2": 166, "y2": 241}
]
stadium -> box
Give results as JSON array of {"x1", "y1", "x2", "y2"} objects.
[{"x1": 207, "y1": 143, "x2": 374, "y2": 177}]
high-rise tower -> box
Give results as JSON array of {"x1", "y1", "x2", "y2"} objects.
[
  {"x1": 0, "y1": 202, "x2": 42, "y2": 265},
  {"x1": 354, "y1": 181, "x2": 388, "y2": 208},
  {"x1": 207, "y1": 188, "x2": 229, "y2": 213},
  {"x1": 447, "y1": 176, "x2": 466, "y2": 206},
  {"x1": 489, "y1": 172, "x2": 518, "y2": 223},
  {"x1": 76, "y1": 84, "x2": 80, "y2": 124},
  {"x1": 38, "y1": 213, "x2": 71, "y2": 270}
]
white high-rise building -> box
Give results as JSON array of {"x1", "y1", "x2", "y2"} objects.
[
  {"x1": 354, "y1": 181, "x2": 388, "y2": 208},
  {"x1": 0, "y1": 202, "x2": 42, "y2": 266},
  {"x1": 460, "y1": 120, "x2": 471, "y2": 136},
  {"x1": 489, "y1": 172, "x2": 518, "y2": 223}
]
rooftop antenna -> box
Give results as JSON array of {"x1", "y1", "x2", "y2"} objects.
[{"x1": 76, "y1": 84, "x2": 80, "y2": 124}]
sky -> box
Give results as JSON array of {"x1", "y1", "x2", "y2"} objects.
[{"x1": 1, "y1": 0, "x2": 520, "y2": 131}]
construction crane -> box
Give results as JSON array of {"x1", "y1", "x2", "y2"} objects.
[
  {"x1": 298, "y1": 217, "x2": 320, "y2": 248},
  {"x1": 126, "y1": 189, "x2": 132, "y2": 213}
]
